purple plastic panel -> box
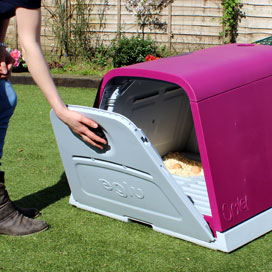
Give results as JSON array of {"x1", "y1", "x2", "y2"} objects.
[
  {"x1": 95, "y1": 44, "x2": 272, "y2": 233},
  {"x1": 195, "y1": 76, "x2": 272, "y2": 231},
  {"x1": 96, "y1": 44, "x2": 272, "y2": 104}
]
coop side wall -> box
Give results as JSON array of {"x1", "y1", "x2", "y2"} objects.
[{"x1": 195, "y1": 76, "x2": 272, "y2": 232}]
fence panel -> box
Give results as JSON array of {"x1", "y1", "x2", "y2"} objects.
[
  {"x1": 237, "y1": 1, "x2": 272, "y2": 43},
  {"x1": 5, "y1": 0, "x2": 272, "y2": 55}
]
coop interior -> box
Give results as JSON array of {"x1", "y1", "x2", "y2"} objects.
[{"x1": 99, "y1": 77, "x2": 212, "y2": 217}]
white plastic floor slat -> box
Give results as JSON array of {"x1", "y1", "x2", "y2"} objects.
[
  {"x1": 181, "y1": 190, "x2": 209, "y2": 203},
  {"x1": 182, "y1": 193, "x2": 209, "y2": 203},
  {"x1": 190, "y1": 184, "x2": 207, "y2": 190},
  {"x1": 194, "y1": 201, "x2": 210, "y2": 209},
  {"x1": 195, "y1": 206, "x2": 212, "y2": 215},
  {"x1": 173, "y1": 175, "x2": 212, "y2": 216},
  {"x1": 182, "y1": 187, "x2": 208, "y2": 197}
]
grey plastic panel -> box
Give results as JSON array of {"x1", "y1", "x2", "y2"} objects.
[
  {"x1": 100, "y1": 78, "x2": 200, "y2": 157},
  {"x1": 50, "y1": 106, "x2": 213, "y2": 242}
]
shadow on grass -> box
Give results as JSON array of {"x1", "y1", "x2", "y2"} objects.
[{"x1": 14, "y1": 172, "x2": 71, "y2": 211}]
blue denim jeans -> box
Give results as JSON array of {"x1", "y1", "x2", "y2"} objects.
[{"x1": 0, "y1": 79, "x2": 17, "y2": 169}]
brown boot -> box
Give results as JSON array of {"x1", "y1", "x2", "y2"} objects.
[
  {"x1": 0, "y1": 172, "x2": 40, "y2": 218},
  {"x1": 15, "y1": 206, "x2": 40, "y2": 218},
  {"x1": 0, "y1": 174, "x2": 48, "y2": 236}
]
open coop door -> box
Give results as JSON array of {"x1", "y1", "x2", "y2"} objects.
[{"x1": 50, "y1": 106, "x2": 214, "y2": 244}]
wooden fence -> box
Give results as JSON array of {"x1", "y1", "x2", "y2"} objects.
[{"x1": 5, "y1": 0, "x2": 272, "y2": 55}]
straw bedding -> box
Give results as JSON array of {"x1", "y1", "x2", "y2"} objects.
[{"x1": 163, "y1": 152, "x2": 204, "y2": 177}]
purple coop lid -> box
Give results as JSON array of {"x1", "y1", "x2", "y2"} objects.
[{"x1": 98, "y1": 43, "x2": 272, "y2": 103}]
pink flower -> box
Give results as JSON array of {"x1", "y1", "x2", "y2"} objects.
[{"x1": 10, "y1": 49, "x2": 21, "y2": 67}]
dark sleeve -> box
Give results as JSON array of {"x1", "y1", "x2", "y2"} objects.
[
  {"x1": 0, "y1": 0, "x2": 41, "y2": 19},
  {"x1": 21, "y1": 0, "x2": 41, "y2": 9}
]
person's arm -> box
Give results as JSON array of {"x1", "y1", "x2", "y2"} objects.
[
  {"x1": 15, "y1": 8, "x2": 106, "y2": 149},
  {"x1": 0, "y1": 19, "x2": 14, "y2": 79}
]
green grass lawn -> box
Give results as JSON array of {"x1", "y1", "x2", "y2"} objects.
[{"x1": 0, "y1": 84, "x2": 272, "y2": 271}]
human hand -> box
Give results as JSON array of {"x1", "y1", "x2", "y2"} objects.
[
  {"x1": 58, "y1": 108, "x2": 107, "y2": 150},
  {"x1": 0, "y1": 47, "x2": 14, "y2": 79}
]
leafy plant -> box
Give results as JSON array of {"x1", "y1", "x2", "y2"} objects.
[
  {"x1": 109, "y1": 35, "x2": 161, "y2": 67},
  {"x1": 45, "y1": 0, "x2": 109, "y2": 61},
  {"x1": 92, "y1": 45, "x2": 111, "y2": 67},
  {"x1": 221, "y1": 0, "x2": 246, "y2": 43},
  {"x1": 47, "y1": 56, "x2": 113, "y2": 76},
  {"x1": 45, "y1": 0, "x2": 72, "y2": 60},
  {"x1": 125, "y1": 0, "x2": 173, "y2": 37},
  {"x1": 70, "y1": 0, "x2": 96, "y2": 59}
]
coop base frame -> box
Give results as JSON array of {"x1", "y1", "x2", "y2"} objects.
[{"x1": 70, "y1": 194, "x2": 272, "y2": 253}]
